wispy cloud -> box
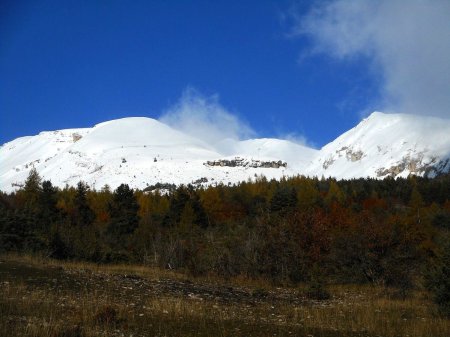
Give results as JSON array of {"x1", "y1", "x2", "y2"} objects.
[
  {"x1": 290, "y1": 0, "x2": 450, "y2": 118},
  {"x1": 159, "y1": 88, "x2": 255, "y2": 146},
  {"x1": 278, "y1": 132, "x2": 315, "y2": 148}
]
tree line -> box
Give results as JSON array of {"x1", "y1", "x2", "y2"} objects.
[{"x1": 1, "y1": 169, "x2": 449, "y2": 313}]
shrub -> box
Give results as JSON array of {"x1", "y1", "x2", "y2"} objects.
[
  {"x1": 94, "y1": 306, "x2": 120, "y2": 326},
  {"x1": 305, "y1": 264, "x2": 330, "y2": 301},
  {"x1": 426, "y1": 239, "x2": 450, "y2": 316}
]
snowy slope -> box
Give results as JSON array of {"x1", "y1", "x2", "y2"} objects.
[
  {"x1": 0, "y1": 117, "x2": 317, "y2": 192},
  {"x1": 216, "y1": 138, "x2": 317, "y2": 168},
  {"x1": 1, "y1": 128, "x2": 91, "y2": 189},
  {"x1": 306, "y1": 112, "x2": 450, "y2": 179},
  {"x1": 1, "y1": 112, "x2": 450, "y2": 192}
]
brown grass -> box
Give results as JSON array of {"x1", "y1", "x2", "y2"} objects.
[{"x1": 0, "y1": 254, "x2": 448, "y2": 337}]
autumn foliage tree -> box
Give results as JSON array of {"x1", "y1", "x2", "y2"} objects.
[{"x1": 1, "y1": 169, "x2": 450, "y2": 305}]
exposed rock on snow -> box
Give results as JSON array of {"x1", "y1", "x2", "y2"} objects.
[
  {"x1": 205, "y1": 157, "x2": 287, "y2": 169},
  {"x1": 305, "y1": 112, "x2": 450, "y2": 180}
]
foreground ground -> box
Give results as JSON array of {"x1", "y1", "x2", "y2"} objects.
[{"x1": 0, "y1": 255, "x2": 448, "y2": 337}]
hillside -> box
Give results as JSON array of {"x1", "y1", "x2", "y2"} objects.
[
  {"x1": 306, "y1": 112, "x2": 450, "y2": 179},
  {"x1": 0, "y1": 117, "x2": 316, "y2": 191},
  {"x1": 1, "y1": 112, "x2": 450, "y2": 192}
]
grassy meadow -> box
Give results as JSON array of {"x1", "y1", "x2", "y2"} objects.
[{"x1": 0, "y1": 254, "x2": 448, "y2": 337}]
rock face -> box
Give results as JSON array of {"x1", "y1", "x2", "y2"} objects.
[
  {"x1": 72, "y1": 133, "x2": 83, "y2": 142},
  {"x1": 376, "y1": 156, "x2": 450, "y2": 178},
  {"x1": 205, "y1": 157, "x2": 287, "y2": 169}
]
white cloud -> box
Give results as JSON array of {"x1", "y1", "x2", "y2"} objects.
[
  {"x1": 292, "y1": 0, "x2": 450, "y2": 118},
  {"x1": 277, "y1": 131, "x2": 315, "y2": 148},
  {"x1": 159, "y1": 88, "x2": 255, "y2": 146}
]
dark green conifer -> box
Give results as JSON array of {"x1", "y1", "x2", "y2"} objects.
[
  {"x1": 73, "y1": 181, "x2": 95, "y2": 227},
  {"x1": 106, "y1": 184, "x2": 140, "y2": 245},
  {"x1": 270, "y1": 186, "x2": 297, "y2": 213},
  {"x1": 426, "y1": 239, "x2": 450, "y2": 316}
]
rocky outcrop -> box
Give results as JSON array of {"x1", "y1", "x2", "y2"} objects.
[
  {"x1": 193, "y1": 177, "x2": 209, "y2": 185},
  {"x1": 335, "y1": 146, "x2": 365, "y2": 162},
  {"x1": 205, "y1": 157, "x2": 287, "y2": 169},
  {"x1": 143, "y1": 182, "x2": 177, "y2": 193},
  {"x1": 375, "y1": 155, "x2": 450, "y2": 178},
  {"x1": 322, "y1": 157, "x2": 335, "y2": 170},
  {"x1": 346, "y1": 149, "x2": 364, "y2": 162},
  {"x1": 322, "y1": 147, "x2": 364, "y2": 170},
  {"x1": 72, "y1": 133, "x2": 83, "y2": 142}
]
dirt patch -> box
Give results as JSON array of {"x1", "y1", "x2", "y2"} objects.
[
  {"x1": 0, "y1": 259, "x2": 310, "y2": 307},
  {"x1": 2, "y1": 257, "x2": 443, "y2": 337}
]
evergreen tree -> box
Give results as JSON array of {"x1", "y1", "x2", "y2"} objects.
[
  {"x1": 164, "y1": 186, "x2": 190, "y2": 226},
  {"x1": 270, "y1": 186, "x2": 297, "y2": 213},
  {"x1": 325, "y1": 180, "x2": 345, "y2": 206},
  {"x1": 409, "y1": 185, "x2": 424, "y2": 224},
  {"x1": 106, "y1": 184, "x2": 140, "y2": 248},
  {"x1": 190, "y1": 191, "x2": 209, "y2": 229},
  {"x1": 0, "y1": 201, "x2": 15, "y2": 251},
  {"x1": 164, "y1": 185, "x2": 208, "y2": 228},
  {"x1": 72, "y1": 181, "x2": 95, "y2": 227},
  {"x1": 426, "y1": 239, "x2": 450, "y2": 316},
  {"x1": 3, "y1": 170, "x2": 45, "y2": 251},
  {"x1": 48, "y1": 226, "x2": 70, "y2": 259},
  {"x1": 297, "y1": 178, "x2": 321, "y2": 210},
  {"x1": 23, "y1": 167, "x2": 42, "y2": 208},
  {"x1": 0, "y1": 208, "x2": 36, "y2": 252},
  {"x1": 37, "y1": 180, "x2": 60, "y2": 232}
]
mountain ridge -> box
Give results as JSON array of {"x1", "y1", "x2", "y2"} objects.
[{"x1": 1, "y1": 112, "x2": 450, "y2": 192}]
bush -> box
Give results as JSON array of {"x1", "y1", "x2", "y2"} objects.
[
  {"x1": 305, "y1": 264, "x2": 330, "y2": 301},
  {"x1": 94, "y1": 306, "x2": 120, "y2": 326},
  {"x1": 426, "y1": 239, "x2": 450, "y2": 316},
  {"x1": 50, "y1": 325, "x2": 83, "y2": 337},
  {"x1": 305, "y1": 281, "x2": 331, "y2": 301}
]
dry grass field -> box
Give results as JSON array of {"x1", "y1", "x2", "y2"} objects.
[{"x1": 0, "y1": 254, "x2": 448, "y2": 337}]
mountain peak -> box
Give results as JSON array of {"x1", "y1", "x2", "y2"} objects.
[
  {"x1": 93, "y1": 116, "x2": 161, "y2": 128},
  {"x1": 1, "y1": 113, "x2": 449, "y2": 192},
  {"x1": 306, "y1": 111, "x2": 450, "y2": 179},
  {"x1": 366, "y1": 111, "x2": 386, "y2": 118}
]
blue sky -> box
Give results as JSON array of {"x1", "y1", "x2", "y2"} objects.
[{"x1": 1, "y1": 1, "x2": 449, "y2": 147}]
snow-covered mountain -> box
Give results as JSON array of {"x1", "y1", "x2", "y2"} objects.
[
  {"x1": 0, "y1": 117, "x2": 316, "y2": 192},
  {"x1": 1, "y1": 112, "x2": 450, "y2": 192},
  {"x1": 305, "y1": 112, "x2": 450, "y2": 179}
]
